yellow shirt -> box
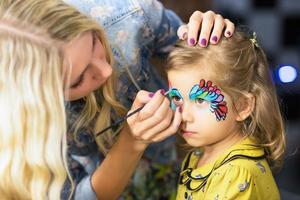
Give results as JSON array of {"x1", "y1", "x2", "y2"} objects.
[{"x1": 176, "y1": 138, "x2": 280, "y2": 200}]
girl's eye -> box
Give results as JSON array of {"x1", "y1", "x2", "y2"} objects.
[
  {"x1": 171, "y1": 95, "x2": 182, "y2": 102},
  {"x1": 195, "y1": 98, "x2": 205, "y2": 104}
]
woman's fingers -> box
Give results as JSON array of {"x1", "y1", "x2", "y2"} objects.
[
  {"x1": 132, "y1": 95, "x2": 171, "y2": 138},
  {"x1": 137, "y1": 89, "x2": 165, "y2": 121},
  {"x1": 187, "y1": 11, "x2": 203, "y2": 45},
  {"x1": 179, "y1": 10, "x2": 236, "y2": 47},
  {"x1": 130, "y1": 90, "x2": 153, "y2": 110},
  {"x1": 224, "y1": 18, "x2": 235, "y2": 38},
  {"x1": 177, "y1": 24, "x2": 188, "y2": 40},
  {"x1": 197, "y1": 11, "x2": 215, "y2": 47},
  {"x1": 138, "y1": 107, "x2": 173, "y2": 140},
  {"x1": 209, "y1": 14, "x2": 225, "y2": 45},
  {"x1": 127, "y1": 89, "x2": 167, "y2": 137},
  {"x1": 127, "y1": 89, "x2": 182, "y2": 144},
  {"x1": 151, "y1": 107, "x2": 182, "y2": 142}
]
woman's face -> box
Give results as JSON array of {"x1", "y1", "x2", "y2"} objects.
[{"x1": 63, "y1": 31, "x2": 112, "y2": 101}]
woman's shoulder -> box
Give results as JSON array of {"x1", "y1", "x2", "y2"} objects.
[{"x1": 64, "y1": 0, "x2": 160, "y2": 27}]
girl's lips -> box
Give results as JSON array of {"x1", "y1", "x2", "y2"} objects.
[{"x1": 181, "y1": 130, "x2": 196, "y2": 136}]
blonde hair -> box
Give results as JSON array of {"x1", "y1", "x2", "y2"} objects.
[
  {"x1": 167, "y1": 29, "x2": 286, "y2": 170},
  {"x1": 0, "y1": 15, "x2": 68, "y2": 200},
  {"x1": 1, "y1": 0, "x2": 126, "y2": 155}
]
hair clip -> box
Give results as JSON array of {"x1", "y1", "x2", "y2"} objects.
[{"x1": 250, "y1": 32, "x2": 259, "y2": 48}]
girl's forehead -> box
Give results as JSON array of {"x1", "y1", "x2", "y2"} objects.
[{"x1": 168, "y1": 68, "x2": 213, "y2": 88}]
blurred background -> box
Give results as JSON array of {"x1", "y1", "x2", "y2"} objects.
[{"x1": 160, "y1": 0, "x2": 300, "y2": 199}]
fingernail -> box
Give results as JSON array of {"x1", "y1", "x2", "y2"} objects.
[
  {"x1": 160, "y1": 89, "x2": 165, "y2": 95},
  {"x1": 148, "y1": 93, "x2": 154, "y2": 98},
  {"x1": 179, "y1": 106, "x2": 183, "y2": 113},
  {"x1": 212, "y1": 36, "x2": 218, "y2": 42},
  {"x1": 226, "y1": 31, "x2": 231, "y2": 36},
  {"x1": 182, "y1": 32, "x2": 187, "y2": 40},
  {"x1": 189, "y1": 38, "x2": 196, "y2": 45},
  {"x1": 200, "y1": 38, "x2": 207, "y2": 46}
]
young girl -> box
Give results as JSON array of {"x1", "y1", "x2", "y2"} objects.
[
  {"x1": 0, "y1": 16, "x2": 69, "y2": 199},
  {"x1": 1, "y1": 0, "x2": 234, "y2": 199},
  {"x1": 166, "y1": 29, "x2": 286, "y2": 199}
]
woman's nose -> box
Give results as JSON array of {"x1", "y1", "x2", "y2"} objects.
[{"x1": 91, "y1": 59, "x2": 112, "y2": 80}]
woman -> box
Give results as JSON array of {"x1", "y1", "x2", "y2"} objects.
[
  {"x1": 0, "y1": 12, "x2": 69, "y2": 200},
  {"x1": 1, "y1": 0, "x2": 234, "y2": 199}
]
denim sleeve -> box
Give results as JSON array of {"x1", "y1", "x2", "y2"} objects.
[
  {"x1": 74, "y1": 175, "x2": 98, "y2": 200},
  {"x1": 139, "y1": 0, "x2": 183, "y2": 56}
]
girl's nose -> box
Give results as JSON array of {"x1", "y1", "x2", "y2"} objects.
[{"x1": 181, "y1": 103, "x2": 193, "y2": 122}]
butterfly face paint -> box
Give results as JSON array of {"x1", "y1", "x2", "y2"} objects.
[
  {"x1": 168, "y1": 88, "x2": 183, "y2": 110},
  {"x1": 189, "y1": 79, "x2": 228, "y2": 121}
]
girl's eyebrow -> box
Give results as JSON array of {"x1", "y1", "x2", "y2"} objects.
[{"x1": 189, "y1": 83, "x2": 210, "y2": 101}]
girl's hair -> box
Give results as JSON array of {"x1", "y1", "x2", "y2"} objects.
[
  {"x1": 1, "y1": 0, "x2": 126, "y2": 155},
  {"x1": 166, "y1": 29, "x2": 286, "y2": 170},
  {"x1": 0, "y1": 16, "x2": 68, "y2": 199}
]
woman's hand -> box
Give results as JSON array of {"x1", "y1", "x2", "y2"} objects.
[
  {"x1": 127, "y1": 89, "x2": 182, "y2": 150},
  {"x1": 177, "y1": 10, "x2": 235, "y2": 47}
]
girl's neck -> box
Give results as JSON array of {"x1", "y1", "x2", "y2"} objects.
[{"x1": 197, "y1": 131, "x2": 244, "y2": 168}]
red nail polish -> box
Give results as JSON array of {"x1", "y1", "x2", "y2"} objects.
[
  {"x1": 160, "y1": 89, "x2": 165, "y2": 95},
  {"x1": 226, "y1": 31, "x2": 231, "y2": 36}
]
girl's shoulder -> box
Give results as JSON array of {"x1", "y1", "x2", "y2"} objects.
[
  {"x1": 203, "y1": 158, "x2": 280, "y2": 200},
  {"x1": 212, "y1": 157, "x2": 272, "y2": 183}
]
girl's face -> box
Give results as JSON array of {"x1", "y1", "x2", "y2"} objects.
[
  {"x1": 63, "y1": 31, "x2": 112, "y2": 101},
  {"x1": 167, "y1": 66, "x2": 241, "y2": 148}
]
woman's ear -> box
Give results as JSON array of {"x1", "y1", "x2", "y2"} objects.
[{"x1": 235, "y1": 93, "x2": 255, "y2": 121}]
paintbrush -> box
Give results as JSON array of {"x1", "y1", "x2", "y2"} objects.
[{"x1": 96, "y1": 90, "x2": 171, "y2": 137}]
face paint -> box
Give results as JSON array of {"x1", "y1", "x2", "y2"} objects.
[
  {"x1": 168, "y1": 88, "x2": 183, "y2": 110},
  {"x1": 168, "y1": 81, "x2": 184, "y2": 110},
  {"x1": 189, "y1": 79, "x2": 228, "y2": 121}
]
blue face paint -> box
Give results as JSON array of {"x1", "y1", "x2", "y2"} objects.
[
  {"x1": 168, "y1": 88, "x2": 183, "y2": 110},
  {"x1": 189, "y1": 79, "x2": 228, "y2": 121}
]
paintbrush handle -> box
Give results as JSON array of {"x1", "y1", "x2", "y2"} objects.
[
  {"x1": 95, "y1": 90, "x2": 171, "y2": 137},
  {"x1": 95, "y1": 106, "x2": 143, "y2": 137}
]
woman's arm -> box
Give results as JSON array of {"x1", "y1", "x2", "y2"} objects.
[
  {"x1": 90, "y1": 126, "x2": 144, "y2": 200},
  {"x1": 91, "y1": 90, "x2": 182, "y2": 199}
]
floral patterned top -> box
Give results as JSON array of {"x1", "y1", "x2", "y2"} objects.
[
  {"x1": 176, "y1": 137, "x2": 280, "y2": 200},
  {"x1": 61, "y1": 0, "x2": 183, "y2": 199},
  {"x1": 65, "y1": 0, "x2": 182, "y2": 108}
]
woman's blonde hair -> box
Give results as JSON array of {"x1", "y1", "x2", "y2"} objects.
[
  {"x1": 167, "y1": 29, "x2": 286, "y2": 170},
  {"x1": 1, "y1": 0, "x2": 126, "y2": 155},
  {"x1": 0, "y1": 15, "x2": 68, "y2": 200}
]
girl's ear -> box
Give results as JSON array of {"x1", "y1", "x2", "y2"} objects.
[{"x1": 235, "y1": 93, "x2": 255, "y2": 121}]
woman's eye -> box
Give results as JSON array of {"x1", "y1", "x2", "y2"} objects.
[{"x1": 70, "y1": 74, "x2": 84, "y2": 89}]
